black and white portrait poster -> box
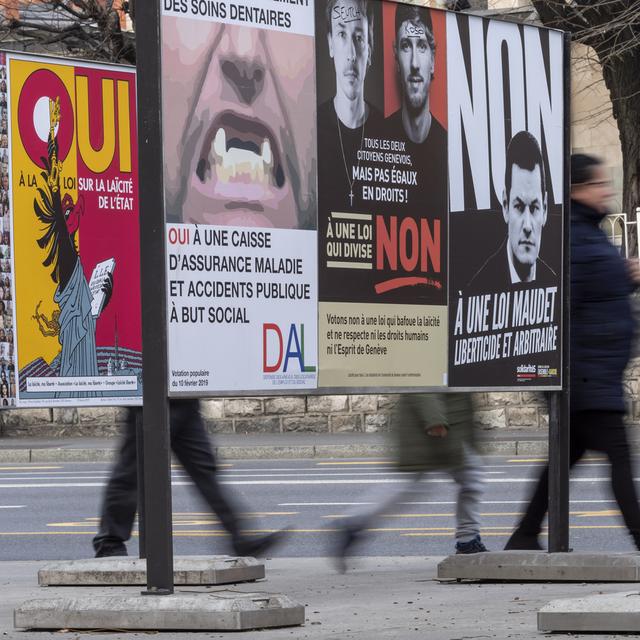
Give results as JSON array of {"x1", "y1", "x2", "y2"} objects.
[
  {"x1": 447, "y1": 12, "x2": 564, "y2": 388},
  {"x1": 316, "y1": 0, "x2": 449, "y2": 388}
]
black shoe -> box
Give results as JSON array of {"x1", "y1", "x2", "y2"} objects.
[
  {"x1": 94, "y1": 543, "x2": 128, "y2": 558},
  {"x1": 455, "y1": 535, "x2": 488, "y2": 554},
  {"x1": 334, "y1": 525, "x2": 360, "y2": 574},
  {"x1": 233, "y1": 530, "x2": 287, "y2": 558},
  {"x1": 504, "y1": 530, "x2": 542, "y2": 551}
]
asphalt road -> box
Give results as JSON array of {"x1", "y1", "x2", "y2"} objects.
[{"x1": 0, "y1": 454, "x2": 636, "y2": 561}]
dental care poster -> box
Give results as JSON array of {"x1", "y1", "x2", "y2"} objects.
[{"x1": 161, "y1": 0, "x2": 318, "y2": 392}]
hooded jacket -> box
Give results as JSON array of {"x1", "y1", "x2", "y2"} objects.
[{"x1": 393, "y1": 393, "x2": 475, "y2": 471}]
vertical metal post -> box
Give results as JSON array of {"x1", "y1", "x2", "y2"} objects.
[
  {"x1": 135, "y1": 408, "x2": 146, "y2": 559},
  {"x1": 136, "y1": 0, "x2": 174, "y2": 593},
  {"x1": 548, "y1": 31, "x2": 572, "y2": 554}
]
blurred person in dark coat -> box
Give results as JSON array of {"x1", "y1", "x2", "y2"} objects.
[
  {"x1": 505, "y1": 154, "x2": 640, "y2": 550},
  {"x1": 93, "y1": 400, "x2": 285, "y2": 558}
]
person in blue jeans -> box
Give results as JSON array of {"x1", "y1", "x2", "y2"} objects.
[
  {"x1": 505, "y1": 154, "x2": 640, "y2": 551},
  {"x1": 93, "y1": 400, "x2": 284, "y2": 558}
]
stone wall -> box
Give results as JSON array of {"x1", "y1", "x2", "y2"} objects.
[
  {"x1": 0, "y1": 392, "x2": 559, "y2": 438},
  {"x1": 0, "y1": 396, "x2": 395, "y2": 438},
  {"x1": 0, "y1": 407, "x2": 131, "y2": 438},
  {"x1": 5, "y1": 356, "x2": 640, "y2": 437}
]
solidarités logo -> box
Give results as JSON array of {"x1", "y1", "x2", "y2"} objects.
[{"x1": 516, "y1": 364, "x2": 536, "y2": 380}]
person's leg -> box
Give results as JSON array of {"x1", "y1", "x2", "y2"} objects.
[
  {"x1": 342, "y1": 471, "x2": 423, "y2": 532},
  {"x1": 505, "y1": 412, "x2": 585, "y2": 550},
  {"x1": 169, "y1": 400, "x2": 243, "y2": 541},
  {"x1": 92, "y1": 408, "x2": 139, "y2": 556},
  {"x1": 586, "y1": 412, "x2": 640, "y2": 547},
  {"x1": 449, "y1": 446, "x2": 486, "y2": 552},
  {"x1": 335, "y1": 471, "x2": 423, "y2": 572},
  {"x1": 169, "y1": 400, "x2": 283, "y2": 556}
]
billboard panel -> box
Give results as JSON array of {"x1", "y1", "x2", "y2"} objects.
[
  {"x1": 159, "y1": 0, "x2": 565, "y2": 395},
  {"x1": 316, "y1": 1, "x2": 449, "y2": 388},
  {"x1": 161, "y1": 0, "x2": 319, "y2": 393},
  {"x1": 446, "y1": 14, "x2": 563, "y2": 388},
  {"x1": 8, "y1": 55, "x2": 141, "y2": 407}
]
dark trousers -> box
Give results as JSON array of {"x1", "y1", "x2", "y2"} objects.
[
  {"x1": 517, "y1": 410, "x2": 640, "y2": 538},
  {"x1": 93, "y1": 400, "x2": 243, "y2": 553}
]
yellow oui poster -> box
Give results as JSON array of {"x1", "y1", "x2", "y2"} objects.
[{"x1": 9, "y1": 55, "x2": 142, "y2": 406}]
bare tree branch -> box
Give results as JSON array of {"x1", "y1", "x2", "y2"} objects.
[
  {"x1": 529, "y1": 0, "x2": 640, "y2": 251},
  {"x1": 0, "y1": 0, "x2": 135, "y2": 63}
]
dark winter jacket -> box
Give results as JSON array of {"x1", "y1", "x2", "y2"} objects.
[
  {"x1": 393, "y1": 393, "x2": 475, "y2": 471},
  {"x1": 571, "y1": 200, "x2": 635, "y2": 413}
]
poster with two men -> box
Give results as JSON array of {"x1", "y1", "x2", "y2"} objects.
[{"x1": 315, "y1": 1, "x2": 563, "y2": 389}]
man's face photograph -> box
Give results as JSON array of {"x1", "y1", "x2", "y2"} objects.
[
  {"x1": 328, "y1": 0, "x2": 371, "y2": 102},
  {"x1": 503, "y1": 163, "x2": 547, "y2": 268},
  {"x1": 395, "y1": 18, "x2": 433, "y2": 114}
]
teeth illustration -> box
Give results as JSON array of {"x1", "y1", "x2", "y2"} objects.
[
  {"x1": 208, "y1": 127, "x2": 277, "y2": 187},
  {"x1": 213, "y1": 128, "x2": 226, "y2": 157},
  {"x1": 261, "y1": 139, "x2": 272, "y2": 166}
]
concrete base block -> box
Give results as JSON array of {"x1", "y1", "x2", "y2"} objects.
[
  {"x1": 538, "y1": 591, "x2": 640, "y2": 632},
  {"x1": 38, "y1": 555, "x2": 264, "y2": 586},
  {"x1": 438, "y1": 552, "x2": 640, "y2": 582},
  {"x1": 15, "y1": 591, "x2": 305, "y2": 631}
]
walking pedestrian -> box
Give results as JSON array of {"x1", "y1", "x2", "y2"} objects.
[
  {"x1": 505, "y1": 154, "x2": 640, "y2": 551},
  {"x1": 334, "y1": 392, "x2": 486, "y2": 572},
  {"x1": 93, "y1": 400, "x2": 284, "y2": 558}
]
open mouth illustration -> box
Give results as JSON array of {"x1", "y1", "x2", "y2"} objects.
[{"x1": 196, "y1": 111, "x2": 285, "y2": 191}]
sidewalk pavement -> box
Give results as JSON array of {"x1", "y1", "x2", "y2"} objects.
[
  {"x1": 3, "y1": 556, "x2": 638, "y2": 639},
  {"x1": 0, "y1": 429, "x2": 551, "y2": 463}
]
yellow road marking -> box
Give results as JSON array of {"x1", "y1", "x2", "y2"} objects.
[
  {"x1": 48, "y1": 512, "x2": 298, "y2": 528},
  {"x1": 326, "y1": 510, "x2": 621, "y2": 519},
  {"x1": 569, "y1": 524, "x2": 626, "y2": 529},
  {"x1": 381, "y1": 510, "x2": 616, "y2": 519},
  {"x1": 404, "y1": 532, "x2": 515, "y2": 537},
  {"x1": 55, "y1": 508, "x2": 623, "y2": 530},
  {"x1": 406, "y1": 524, "x2": 629, "y2": 537}
]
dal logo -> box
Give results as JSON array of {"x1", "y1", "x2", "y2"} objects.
[{"x1": 262, "y1": 323, "x2": 316, "y2": 373}]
